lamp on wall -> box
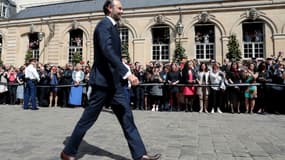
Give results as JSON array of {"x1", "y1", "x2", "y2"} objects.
[
  {"x1": 38, "y1": 32, "x2": 45, "y2": 41},
  {"x1": 176, "y1": 8, "x2": 184, "y2": 36},
  {"x1": 30, "y1": 24, "x2": 34, "y2": 33},
  {"x1": 72, "y1": 20, "x2": 79, "y2": 30},
  {"x1": 176, "y1": 7, "x2": 184, "y2": 48},
  {"x1": 38, "y1": 19, "x2": 45, "y2": 41}
]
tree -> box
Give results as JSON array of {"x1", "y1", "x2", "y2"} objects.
[
  {"x1": 227, "y1": 34, "x2": 242, "y2": 61},
  {"x1": 173, "y1": 42, "x2": 186, "y2": 63},
  {"x1": 25, "y1": 49, "x2": 33, "y2": 64},
  {"x1": 72, "y1": 51, "x2": 82, "y2": 65},
  {"x1": 0, "y1": 58, "x2": 3, "y2": 66}
]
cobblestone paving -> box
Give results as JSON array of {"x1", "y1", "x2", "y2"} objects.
[{"x1": 0, "y1": 105, "x2": 285, "y2": 160}]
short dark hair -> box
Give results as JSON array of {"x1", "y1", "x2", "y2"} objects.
[
  {"x1": 103, "y1": 0, "x2": 114, "y2": 15},
  {"x1": 29, "y1": 58, "x2": 37, "y2": 63}
]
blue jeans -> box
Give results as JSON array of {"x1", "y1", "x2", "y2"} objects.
[{"x1": 23, "y1": 80, "x2": 37, "y2": 109}]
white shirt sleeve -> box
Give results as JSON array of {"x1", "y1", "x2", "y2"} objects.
[{"x1": 123, "y1": 69, "x2": 132, "y2": 80}]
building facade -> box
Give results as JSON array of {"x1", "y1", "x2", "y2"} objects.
[
  {"x1": 0, "y1": 0, "x2": 285, "y2": 66},
  {"x1": 14, "y1": 0, "x2": 84, "y2": 11}
]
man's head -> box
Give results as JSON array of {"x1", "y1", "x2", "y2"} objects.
[
  {"x1": 29, "y1": 58, "x2": 37, "y2": 65},
  {"x1": 103, "y1": 0, "x2": 123, "y2": 21}
]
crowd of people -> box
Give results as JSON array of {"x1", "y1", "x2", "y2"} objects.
[
  {"x1": 130, "y1": 55, "x2": 285, "y2": 114},
  {"x1": 0, "y1": 62, "x2": 89, "y2": 108},
  {"x1": 0, "y1": 54, "x2": 285, "y2": 114}
]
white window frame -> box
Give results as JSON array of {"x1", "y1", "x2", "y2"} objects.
[
  {"x1": 195, "y1": 42, "x2": 215, "y2": 61},
  {"x1": 68, "y1": 47, "x2": 82, "y2": 64},
  {"x1": 119, "y1": 27, "x2": 129, "y2": 45},
  {"x1": 243, "y1": 42, "x2": 264, "y2": 59},
  {"x1": 151, "y1": 25, "x2": 170, "y2": 62},
  {"x1": 242, "y1": 22, "x2": 265, "y2": 59},
  {"x1": 68, "y1": 30, "x2": 83, "y2": 63},
  {"x1": 32, "y1": 49, "x2": 39, "y2": 61},
  {"x1": 152, "y1": 44, "x2": 169, "y2": 61}
]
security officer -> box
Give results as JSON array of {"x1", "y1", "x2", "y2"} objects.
[{"x1": 23, "y1": 58, "x2": 40, "y2": 110}]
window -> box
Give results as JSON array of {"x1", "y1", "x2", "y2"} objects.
[
  {"x1": 68, "y1": 29, "x2": 83, "y2": 63},
  {"x1": 0, "y1": 3, "x2": 8, "y2": 18},
  {"x1": 194, "y1": 24, "x2": 215, "y2": 61},
  {"x1": 119, "y1": 27, "x2": 129, "y2": 45},
  {"x1": 29, "y1": 33, "x2": 40, "y2": 61},
  {"x1": 151, "y1": 25, "x2": 170, "y2": 61},
  {"x1": 119, "y1": 27, "x2": 129, "y2": 54},
  {"x1": 243, "y1": 21, "x2": 264, "y2": 59}
]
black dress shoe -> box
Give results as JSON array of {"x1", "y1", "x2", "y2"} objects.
[
  {"x1": 140, "y1": 154, "x2": 161, "y2": 160},
  {"x1": 60, "y1": 151, "x2": 76, "y2": 160},
  {"x1": 31, "y1": 107, "x2": 39, "y2": 110}
]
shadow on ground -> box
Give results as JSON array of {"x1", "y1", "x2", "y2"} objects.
[{"x1": 63, "y1": 137, "x2": 130, "y2": 160}]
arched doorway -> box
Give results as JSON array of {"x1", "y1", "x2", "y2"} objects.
[
  {"x1": 151, "y1": 24, "x2": 170, "y2": 62},
  {"x1": 194, "y1": 22, "x2": 215, "y2": 61},
  {"x1": 68, "y1": 29, "x2": 83, "y2": 63},
  {"x1": 28, "y1": 32, "x2": 40, "y2": 61},
  {"x1": 242, "y1": 20, "x2": 265, "y2": 59}
]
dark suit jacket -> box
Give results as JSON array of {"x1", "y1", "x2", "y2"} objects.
[{"x1": 89, "y1": 17, "x2": 128, "y2": 88}]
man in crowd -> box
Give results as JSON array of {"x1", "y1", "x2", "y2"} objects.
[{"x1": 23, "y1": 58, "x2": 40, "y2": 110}]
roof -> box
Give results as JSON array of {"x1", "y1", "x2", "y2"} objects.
[{"x1": 14, "y1": 0, "x2": 225, "y2": 19}]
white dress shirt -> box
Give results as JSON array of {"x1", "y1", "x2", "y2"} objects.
[{"x1": 25, "y1": 64, "x2": 40, "y2": 81}]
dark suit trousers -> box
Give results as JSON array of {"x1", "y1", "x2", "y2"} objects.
[
  {"x1": 23, "y1": 80, "x2": 37, "y2": 109},
  {"x1": 63, "y1": 85, "x2": 147, "y2": 160}
]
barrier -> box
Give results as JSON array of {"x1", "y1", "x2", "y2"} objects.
[
  {"x1": 1, "y1": 82, "x2": 285, "y2": 88},
  {"x1": 0, "y1": 82, "x2": 285, "y2": 88}
]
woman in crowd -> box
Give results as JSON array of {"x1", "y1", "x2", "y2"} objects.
[
  {"x1": 133, "y1": 64, "x2": 145, "y2": 110},
  {"x1": 149, "y1": 66, "x2": 163, "y2": 111},
  {"x1": 209, "y1": 62, "x2": 224, "y2": 113},
  {"x1": 226, "y1": 61, "x2": 243, "y2": 113},
  {"x1": 7, "y1": 66, "x2": 17, "y2": 105},
  {"x1": 244, "y1": 62, "x2": 258, "y2": 114},
  {"x1": 48, "y1": 65, "x2": 61, "y2": 107},
  {"x1": 181, "y1": 60, "x2": 197, "y2": 112},
  {"x1": 256, "y1": 61, "x2": 271, "y2": 113},
  {"x1": 83, "y1": 65, "x2": 91, "y2": 106},
  {"x1": 61, "y1": 63, "x2": 73, "y2": 107},
  {"x1": 69, "y1": 63, "x2": 84, "y2": 107},
  {"x1": 0, "y1": 65, "x2": 8, "y2": 104},
  {"x1": 38, "y1": 64, "x2": 50, "y2": 106},
  {"x1": 159, "y1": 65, "x2": 170, "y2": 111},
  {"x1": 196, "y1": 62, "x2": 210, "y2": 113},
  {"x1": 167, "y1": 63, "x2": 181, "y2": 111},
  {"x1": 16, "y1": 66, "x2": 25, "y2": 105},
  {"x1": 269, "y1": 61, "x2": 285, "y2": 113}
]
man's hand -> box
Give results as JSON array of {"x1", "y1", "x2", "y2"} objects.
[{"x1": 127, "y1": 74, "x2": 139, "y2": 86}]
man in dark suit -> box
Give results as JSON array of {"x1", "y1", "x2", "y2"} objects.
[{"x1": 60, "y1": 1, "x2": 161, "y2": 160}]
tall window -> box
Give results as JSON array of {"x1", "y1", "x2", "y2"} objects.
[
  {"x1": 68, "y1": 29, "x2": 83, "y2": 63},
  {"x1": 119, "y1": 27, "x2": 129, "y2": 53},
  {"x1": 195, "y1": 24, "x2": 215, "y2": 61},
  {"x1": 29, "y1": 33, "x2": 40, "y2": 61},
  {"x1": 119, "y1": 27, "x2": 129, "y2": 45},
  {"x1": 151, "y1": 25, "x2": 170, "y2": 61},
  {"x1": 243, "y1": 21, "x2": 264, "y2": 59},
  {"x1": 0, "y1": 3, "x2": 8, "y2": 18}
]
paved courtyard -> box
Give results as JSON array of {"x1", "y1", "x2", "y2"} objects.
[{"x1": 0, "y1": 105, "x2": 285, "y2": 160}]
